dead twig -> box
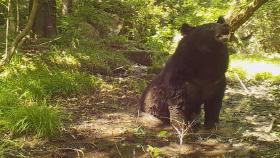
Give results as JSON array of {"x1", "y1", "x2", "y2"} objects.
[
  {"x1": 233, "y1": 72, "x2": 249, "y2": 93},
  {"x1": 30, "y1": 37, "x2": 62, "y2": 46},
  {"x1": 171, "y1": 119, "x2": 192, "y2": 145},
  {"x1": 265, "y1": 117, "x2": 276, "y2": 133},
  {"x1": 115, "y1": 142, "x2": 123, "y2": 158}
]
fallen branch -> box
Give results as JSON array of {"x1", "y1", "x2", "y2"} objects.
[{"x1": 233, "y1": 72, "x2": 249, "y2": 93}]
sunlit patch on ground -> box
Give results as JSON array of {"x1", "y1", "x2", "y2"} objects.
[{"x1": 75, "y1": 112, "x2": 139, "y2": 138}]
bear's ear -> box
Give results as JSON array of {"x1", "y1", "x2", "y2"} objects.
[
  {"x1": 217, "y1": 16, "x2": 226, "y2": 24},
  {"x1": 180, "y1": 23, "x2": 194, "y2": 36}
]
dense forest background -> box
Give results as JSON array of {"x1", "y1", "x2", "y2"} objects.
[{"x1": 0, "y1": 0, "x2": 279, "y2": 157}]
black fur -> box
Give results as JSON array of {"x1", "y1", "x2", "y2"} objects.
[{"x1": 139, "y1": 17, "x2": 230, "y2": 129}]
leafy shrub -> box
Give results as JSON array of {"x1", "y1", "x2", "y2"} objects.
[{"x1": 254, "y1": 72, "x2": 273, "y2": 81}]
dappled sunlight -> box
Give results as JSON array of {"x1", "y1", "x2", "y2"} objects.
[
  {"x1": 230, "y1": 60, "x2": 280, "y2": 79},
  {"x1": 242, "y1": 115, "x2": 279, "y2": 142},
  {"x1": 50, "y1": 51, "x2": 81, "y2": 67},
  {"x1": 76, "y1": 52, "x2": 91, "y2": 60},
  {"x1": 1, "y1": 0, "x2": 280, "y2": 157},
  {"x1": 142, "y1": 138, "x2": 255, "y2": 157},
  {"x1": 0, "y1": 71, "x2": 10, "y2": 78},
  {"x1": 74, "y1": 112, "x2": 138, "y2": 138},
  {"x1": 100, "y1": 82, "x2": 117, "y2": 92},
  {"x1": 0, "y1": 58, "x2": 37, "y2": 79}
]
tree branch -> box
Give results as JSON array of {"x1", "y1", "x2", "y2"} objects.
[
  {"x1": 0, "y1": 0, "x2": 39, "y2": 67},
  {"x1": 227, "y1": 0, "x2": 269, "y2": 33}
]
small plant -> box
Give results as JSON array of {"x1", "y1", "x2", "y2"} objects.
[
  {"x1": 171, "y1": 119, "x2": 191, "y2": 145},
  {"x1": 157, "y1": 130, "x2": 169, "y2": 138},
  {"x1": 129, "y1": 79, "x2": 147, "y2": 93},
  {"x1": 134, "y1": 126, "x2": 147, "y2": 136},
  {"x1": 147, "y1": 145, "x2": 161, "y2": 158}
]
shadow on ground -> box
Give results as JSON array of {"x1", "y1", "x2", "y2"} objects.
[{"x1": 26, "y1": 75, "x2": 280, "y2": 158}]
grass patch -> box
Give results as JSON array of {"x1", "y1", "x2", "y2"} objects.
[
  {"x1": 47, "y1": 46, "x2": 132, "y2": 75},
  {"x1": 0, "y1": 52, "x2": 103, "y2": 139},
  {"x1": 4, "y1": 103, "x2": 61, "y2": 137},
  {"x1": 76, "y1": 46, "x2": 132, "y2": 74},
  {"x1": 0, "y1": 140, "x2": 16, "y2": 157},
  {"x1": 2, "y1": 60, "x2": 102, "y2": 100},
  {"x1": 0, "y1": 37, "x2": 133, "y2": 139}
]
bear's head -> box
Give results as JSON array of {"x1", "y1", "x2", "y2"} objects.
[{"x1": 180, "y1": 16, "x2": 230, "y2": 44}]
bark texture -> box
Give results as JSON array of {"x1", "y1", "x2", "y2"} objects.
[{"x1": 32, "y1": 0, "x2": 57, "y2": 37}]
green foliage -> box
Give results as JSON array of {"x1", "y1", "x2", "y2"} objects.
[
  {"x1": 147, "y1": 145, "x2": 161, "y2": 158},
  {"x1": 234, "y1": 0, "x2": 280, "y2": 54},
  {"x1": 0, "y1": 89, "x2": 20, "y2": 113},
  {"x1": 0, "y1": 51, "x2": 104, "y2": 139},
  {"x1": 157, "y1": 130, "x2": 169, "y2": 138},
  {"x1": 0, "y1": 140, "x2": 16, "y2": 157},
  {"x1": 134, "y1": 127, "x2": 147, "y2": 136},
  {"x1": 5, "y1": 103, "x2": 61, "y2": 137},
  {"x1": 3, "y1": 62, "x2": 100, "y2": 100},
  {"x1": 1, "y1": 1, "x2": 280, "y2": 156},
  {"x1": 128, "y1": 79, "x2": 147, "y2": 93},
  {"x1": 254, "y1": 72, "x2": 273, "y2": 81},
  {"x1": 62, "y1": 0, "x2": 232, "y2": 53}
]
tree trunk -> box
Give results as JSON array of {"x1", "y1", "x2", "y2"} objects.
[
  {"x1": 226, "y1": 0, "x2": 269, "y2": 32},
  {"x1": 0, "y1": 0, "x2": 39, "y2": 67},
  {"x1": 31, "y1": 0, "x2": 57, "y2": 37},
  {"x1": 62, "y1": 0, "x2": 73, "y2": 15},
  {"x1": 16, "y1": 0, "x2": 19, "y2": 32},
  {"x1": 8, "y1": 0, "x2": 16, "y2": 33}
]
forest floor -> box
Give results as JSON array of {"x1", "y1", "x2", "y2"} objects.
[{"x1": 22, "y1": 65, "x2": 280, "y2": 158}]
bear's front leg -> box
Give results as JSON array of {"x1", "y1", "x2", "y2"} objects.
[
  {"x1": 204, "y1": 81, "x2": 226, "y2": 129},
  {"x1": 182, "y1": 103, "x2": 201, "y2": 128}
]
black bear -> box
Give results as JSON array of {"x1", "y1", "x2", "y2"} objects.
[{"x1": 139, "y1": 17, "x2": 230, "y2": 129}]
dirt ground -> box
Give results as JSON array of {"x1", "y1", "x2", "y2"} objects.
[{"x1": 23, "y1": 71, "x2": 280, "y2": 158}]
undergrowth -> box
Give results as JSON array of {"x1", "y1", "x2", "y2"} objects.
[{"x1": 0, "y1": 47, "x2": 113, "y2": 139}]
